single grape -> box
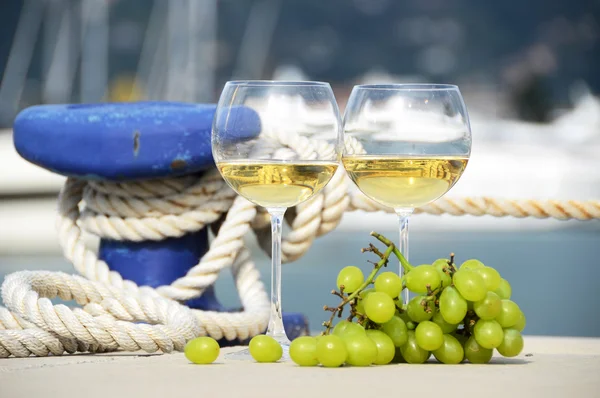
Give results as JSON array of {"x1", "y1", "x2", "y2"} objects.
[
  {"x1": 374, "y1": 272, "x2": 403, "y2": 299},
  {"x1": 407, "y1": 295, "x2": 434, "y2": 322},
  {"x1": 496, "y1": 328, "x2": 524, "y2": 357},
  {"x1": 474, "y1": 266, "x2": 502, "y2": 291},
  {"x1": 433, "y1": 334, "x2": 464, "y2": 364},
  {"x1": 496, "y1": 300, "x2": 521, "y2": 328},
  {"x1": 400, "y1": 331, "x2": 431, "y2": 364},
  {"x1": 364, "y1": 292, "x2": 396, "y2": 324},
  {"x1": 184, "y1": 336, "x2": 220, "y2": 364},
  {"x1": 494, "y1": 278, "x2": 512, "y2": 300},
  {"x1": 289, "y1": 336, "x2": 318, "y2": 366},
  {"x1": 337, "y1": 266, "x2": 364, "y2": 293},
  {"x1": 453, "y1": 269, "x2": 487, "y2": 302},
  {"x1": 405, "y1": 265, "x2": 441, "y2": 294},
  {"x1": 366, "y1": 330, "x2": 395, "y2": 365},
  {"x1": 433, "y1": 259, "x2": 453, "y2": 288},
  {"x1": 406, "y1": 321, "x2": 417, "y2": 330},
  {"x1": 316, "y1": 335, "x2": 348, "y2": 368},
  {"x1": 333, "y1": 321, "x2": 366, "y2": 339},
  {"x1": 398, "y1": 309, "x2": 412, "y2": 324},
  {"x1": 473, "y1": 319, "x2": 504, "y2": 349},
  {"x1": 249, "y1": 335, "x2": 283, "y2": 363},
  {"x1": 415, "y1": 321, "x2": 444, "y2": 351},
  {"x1": 473, "y1": 291, "x2": 502, "y2": 320},
  {"x1": 432, "y1": 310, "x2": 458, "y2": 334},
  {"x1": 513, "y1": 311, "x2": 526, "y2": 332},
  {"x1": 381, "y1": 315, "x2": 409, "y2": 347},
  {"x1": 464, "y1": 336, "x2": 493, "y2": 364},
  {"x1": 344, "y1": 335, "x2": 378, "y2": 366},
  {"x1": 439, "y1": 286, "x2": 467, "y2": 324},
  {"x1": 432, "y1": 258, "x2": 451, "y2": 269},
  {"x1": 332, "y1": 320, "x2": 350, "y2": 335},
  {"x1": 460, "y1": 259, "x2": 485, "y2": 270},
  {"x1": 355, "y1": 288, "x2": 374, "y2": 314}
]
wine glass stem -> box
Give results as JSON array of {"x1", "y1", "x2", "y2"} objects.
[
  {"x1": 267, "y1": 207, "x2": 289, "y2": 344},
  {"x1": 396, "y1": 208, "x2": 414, "y2": 305}
]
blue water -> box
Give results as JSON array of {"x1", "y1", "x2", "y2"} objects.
[{"x1": 1, "y1": 224, "x2": 599, "y2": 337}]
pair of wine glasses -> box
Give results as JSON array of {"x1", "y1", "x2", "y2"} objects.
[{"x1": 212, "y1": 81, "x2": 472, "y2": 352}]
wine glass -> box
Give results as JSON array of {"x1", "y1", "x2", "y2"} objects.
[
  {"x1": 212, "y1": 80, "x2": 342, "y2": 357},
  {"x1": 341, "y1": 84, "x2": 472, "y2": 304}
]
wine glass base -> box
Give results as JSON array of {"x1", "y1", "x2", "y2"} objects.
[{"x1": 225, "y1": 336, "x2": 291, "y2": 362}]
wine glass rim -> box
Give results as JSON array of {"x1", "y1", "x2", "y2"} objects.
[
  {"x1": 354, "y1": 83, "x2": 459, "y2": 91},
  {"x1": 225, "y1": 80, "x2": 331, "y2": 87}
]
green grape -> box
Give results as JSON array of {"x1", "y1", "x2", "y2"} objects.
[
  {"x1": 474, "y1": 266, "x2": 501, "y2": 291},
  {"x1": 405, "y1": 265, "x2": 441, "y2": 294},
  {"x1": 366, "y1": 330, "x2": 395, "y2": 365},
  {"x1": 333, "y1": 321, "x2": 366, "y2": 339},
  {"x1": 398, "y1": 309, "x2": 411, "y2": 324},
  {"x1": 460, "y1": 259, "x2": 485, "y2": 270},
  {"x1": 374, "y1": 272, "x2": 403, "y2": 299},
  {"x1": 496, "y1": 300, "x2": 521, "y2": 328},
  {"x1": 249, "y1": 335, "x2": 283, "y2": 363},
  {"x1": 496, "y1": 328, "x2": 524, "y2": 357},
  {"x1": 355, "y1": 288, "x2": 374, "y2": 314},
  {"x1": 473, "y1": 291, "x2": 502, "y2": 320},
  {"x1": 434, "y1": 269, "x2": 453, "y2": 290},
  {"x1": 439, "y1": 286, "x2": 467, "y2": 324},
  {"x1": 433, "y1": 334, "x2": 464, "y2": 364},
  {"x1": 473, "y1": 319, "x2": 504, "y2": 349},
  {"x1": 494, "y1": 278, "x2": 512, "y2": 300},
  {"x1": 407, "y1": 295, "x2": 434, "y2": 322},
  {"x1": 406, "y1": 321, "x2": 417, "y2": 330},
  {"x1": 344, "y1": 335, "x2": 378, "y2": 366},
  {"x1": 400, "y1": 331, "x2": 431, "y2": 364},
  {"x1": 432, "y1": 310, "x2": 458, "y2": 334},
  {"x1": 381, "y1": 315, "x2": 408, "y2": 347},
  {"x1": 513, "y1": 311, "x2": 526, "y2": 332},
  {"x1": 316, "y1": 335, "x2": 348, "y2": 367},
  {"x1": 336, "y1": 266, "x2": 364, "y2": 293},
  {"x1": 184, "y1": 336, "x2": 220, "y2": 364},
  {"x1": 464, "y1": 336, "x2": 493, "y2": 364},
  {"x1": 289, "y1": 336, "x2": 318, "y2": 366},
  {"x1": 364, "y1": 292, "x2": 396, "y2": 324},
  {"x1": 415, "y1": 321, "x2": 444, "y2": 351},
  {"x1": 452, "y1": 269, "x2": 487, "y2": 302},
  {"x1": 432, "y1": 258, "x2": 451, "y2": 269}
]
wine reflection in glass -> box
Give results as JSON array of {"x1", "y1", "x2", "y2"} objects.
[{"x1": 341, "y1": 84, "x2": 472, "y2": 304}]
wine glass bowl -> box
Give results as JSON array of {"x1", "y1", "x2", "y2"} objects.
[
  {"x1": 212, "y1": 80, "x2": 342, "y2": 358},
  {"x1": 342, "y1": 84, "x2": 472, "y2": 303}
]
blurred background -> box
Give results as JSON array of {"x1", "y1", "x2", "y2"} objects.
[{"x1": 0, "y1": 0, "x2": 599, "y2": 338}]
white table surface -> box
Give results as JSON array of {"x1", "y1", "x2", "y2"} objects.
[{"x1": 1, "y1": 336, "x2": 599, "y2": 398}]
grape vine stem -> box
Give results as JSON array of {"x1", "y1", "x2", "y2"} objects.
[{"x1": 321, "y1": 235, "x2": 396, "y2": 335}]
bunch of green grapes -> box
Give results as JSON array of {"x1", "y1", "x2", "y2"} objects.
[{"x1": 289, "y1": 257, "x2": 526, "y2": 367}]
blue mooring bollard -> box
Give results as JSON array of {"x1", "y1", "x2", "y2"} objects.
[{"x1": 12, "y1": 101, "x2": 309, "y2": 346}]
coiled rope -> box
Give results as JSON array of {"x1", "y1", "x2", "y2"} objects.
[{"x1": 1, "y1": 135, "x2": 599, "y2": 357}]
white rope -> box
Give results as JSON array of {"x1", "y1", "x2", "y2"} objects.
[{"x1": 1, "y1": 133, "x2": 599, "y2": 357}]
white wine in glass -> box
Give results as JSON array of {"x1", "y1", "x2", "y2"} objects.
[
  {"x1": 342, "y1": 84, "x2": 472, "y2": 305},
  {"x1": 218, "y1": 160, "x2": 339, "y2": 208},
  {"x1": 342, "y1": 155, "x2": 469, "y2": 209},
  {"x1": 212, "y1": 80, "x2": 342, "y2": 359}
]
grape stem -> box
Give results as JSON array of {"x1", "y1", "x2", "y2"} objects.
[
  {"x1": 322, "y1": 241, "x2": 395, "y2": 335},
  {"x1": 371, "y1": 231, "x2": 414, "y2": 272}
]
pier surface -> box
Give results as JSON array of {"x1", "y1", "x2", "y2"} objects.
[{"x1": 1, "y1": 336, "x2": 598, "y2": 398}]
